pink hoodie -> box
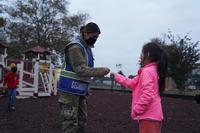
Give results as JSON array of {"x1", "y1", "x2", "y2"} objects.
[{"x1": 114, "y1": 62, "x2": 163, "y2": 121}]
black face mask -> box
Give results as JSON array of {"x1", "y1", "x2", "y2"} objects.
[{"x1": 85, "y1": 37, "x2": 97, "y2": 46}]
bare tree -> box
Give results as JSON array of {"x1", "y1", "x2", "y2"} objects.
[
  {"x1": 0, "y1": 0, "x2": 88, "y2": 58},
  {"x1": 161, "y1": 31, "x2": 200, "y2": 91}
]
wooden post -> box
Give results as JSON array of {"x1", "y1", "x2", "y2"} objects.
[
  {"x1": 34, "y1": 61, "x2": 39, "y2": 93},
  {"x1": 18, "y1": 61, "x2": 24, "y2": 93}
]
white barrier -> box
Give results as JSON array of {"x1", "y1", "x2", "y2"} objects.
[{"x1": 17, "y1": 59, "x2": 58, "y2": 98}]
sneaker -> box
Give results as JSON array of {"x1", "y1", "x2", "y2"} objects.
[{"x1": 11, "y1": 106, "x2": 15, "y2": 111}]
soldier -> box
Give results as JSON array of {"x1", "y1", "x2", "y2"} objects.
[{"x1": 58, "y1": 22, "x2": 110, "y2": 133}]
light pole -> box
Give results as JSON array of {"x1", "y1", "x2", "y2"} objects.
[{"x1": 116, "y1": 64, "x2": 122, "y2": 71}]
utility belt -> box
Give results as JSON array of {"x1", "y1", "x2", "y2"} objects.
[{"x1": 58, "y1": 69, "x2": 90, "y2": 95}]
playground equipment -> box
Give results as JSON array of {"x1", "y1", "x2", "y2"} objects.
[
  {"x1": 17, "y1": 59, "x2": 58, "y2": 98},
  {"x1": 17, "y1": 46, "x2": 59, "y2": 98},
  {"x1": 0, "y1": 45, "x2": 60, "y2": 98},
  {"x1": 0, "y1": 42, "x2": 7, "y2": 67},
  {"x1": 0, "y1": 43, "x2": 8, "y2": 93}
]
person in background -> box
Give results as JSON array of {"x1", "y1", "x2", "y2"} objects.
[
  {"x1": 111, "y1": 40, "x2": 168, "y2": 133},
  {"x1": 58, "y1": 22, "x2": 110, "y2": 133},
  {"x1": 3, "y1": 63, "x2": 19, "y2": 111}
]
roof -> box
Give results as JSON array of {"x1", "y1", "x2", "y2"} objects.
[
  {"x1": 0, "y1": 42, "x2": 8, "y2": 48},
  {"x1": 24, "y1": 46, "x2": 51, "y2": 54}
]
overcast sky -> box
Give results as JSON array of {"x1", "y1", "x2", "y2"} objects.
[
  {"x1": 68, "y1": 0, "x2": 200, "y2": 76},
  {"x1": 2, "y1": 0, "x2": 200, "y2": 76}
]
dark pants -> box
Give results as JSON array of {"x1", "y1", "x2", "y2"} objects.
[
  {"x1": 6, "y1": 89, "x2": 17, "y2": 111},
  {"x1": 58, "y1": 92, "x2": 87, "y2": 133}
]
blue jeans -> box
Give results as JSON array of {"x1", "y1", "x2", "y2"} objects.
[{"x1": 6, "y1": 89, "x2": 17, "y2": 111}]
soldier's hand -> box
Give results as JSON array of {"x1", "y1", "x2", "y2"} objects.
[{"x1": 103, "y1": 67, "x2": 110, "y2": 75}]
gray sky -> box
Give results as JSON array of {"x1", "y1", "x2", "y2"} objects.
[{"x1": 69, "y1": 0, "x2": 200, "y2": 76}]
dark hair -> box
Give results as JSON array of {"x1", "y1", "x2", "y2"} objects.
[
  {"x1": 80, "y1": 26, "x2": 85, "y2": 34},
  {"x1": 85, "y1": 22, "x2": 101, "y2": 34},
  {"x1": 11, "y1": 66, "x2": 17, "y2": 73},
  {"x1": 142, "y1": 41, "x2": 168, "y2": 95}
]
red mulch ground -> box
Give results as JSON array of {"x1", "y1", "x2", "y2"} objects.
[{"x1": 0, "y1": 90, "x2": 200, "y2": 133}]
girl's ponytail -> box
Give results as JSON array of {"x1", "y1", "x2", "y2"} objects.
[{"x1": 157, "y1": 50, "x2": 168, "y2": 94}]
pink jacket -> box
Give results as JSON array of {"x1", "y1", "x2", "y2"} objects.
[{"x1": 114, "y1": 62, "x2": 163, "y2": 121}]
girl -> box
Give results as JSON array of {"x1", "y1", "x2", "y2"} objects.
[{"x1": 111, "y1": 41, "x2": 168, "y2": 133}]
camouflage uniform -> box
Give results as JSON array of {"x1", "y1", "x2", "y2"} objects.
[{"x1": 58, "y1": 36, "x2": 109, "y2": 133}]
